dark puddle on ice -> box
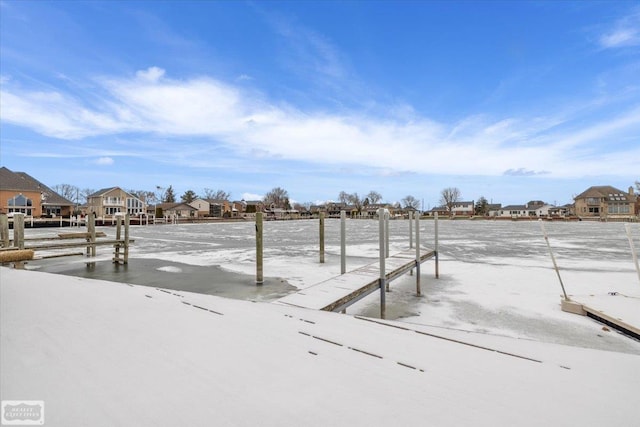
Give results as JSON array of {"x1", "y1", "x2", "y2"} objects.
[{"x1": 33, "y1": 258, "x2": 296, "y2": 302}]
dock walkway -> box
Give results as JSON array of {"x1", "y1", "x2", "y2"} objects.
[{"x1": 278, "y1": 248, "x2": 436, "y2": 313}]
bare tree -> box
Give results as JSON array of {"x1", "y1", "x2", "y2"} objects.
[
  {"x1": 636, "y1": 180, "x2": 639, "y2": 192},
  {"x1": 263, "y1": 187, "x2": 289, "y2": 208},
  {"x1": 366, "y1": 190, "x2": 383, "y2": 204},
  {"x1": 401, "y1": 195, "x2": 420, "y2": 209},
  {"x1": 80, "y1": 188, "x2": 95, "y2": 204},
  {"x1": 440, "y1": 187, "x2": 461, "y2": 214},
  {"x1": 203, "y1": 188, "x2": 231, "y2": 200},
  {"x1": 347, "y1": 192, "x2": 363, "y2": 214},
  {"x1": 338, "y1": 191, "x2": 350, "y2": 205},
  {"x1": 52, "y1": 184, "x2": 79, "y2": 202}
]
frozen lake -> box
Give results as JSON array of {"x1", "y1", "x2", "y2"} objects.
[{"x1": 25, "y1": 218, "x2": 640, "y2": 353}]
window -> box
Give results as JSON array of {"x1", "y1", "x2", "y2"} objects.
[
  {"x1": 586, "y1": 197, "x2": 600, "y2": 205},
  {"x1": 8, "y1": 194, "x2": 33, "y2": 207}
]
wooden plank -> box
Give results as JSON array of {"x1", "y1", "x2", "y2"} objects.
[
  {"x1": 57, "y1": 232, "x2": 107, "y2": 239},
  {"x1": 278, "y1": 249, "x2": 436, "y2": 312}
]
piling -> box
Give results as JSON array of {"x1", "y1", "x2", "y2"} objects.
[
  {"x1": 415, "y1": 211, "x2": 421, "y2": 296},
  {"x1": 87, "y1": 215, "x2": 96, "y2": 259},
  {"x1": 123, "y1": 213, "x2": 130, "y2": 264},
  {"x1": 319, "y1": 212, "x2": 325, "y2": 264},
  {"x1": 256, "y1": 212, "x2": 264, "y2": 285},
  {"x1": 625, "y1": 224, "x2": 640, "y2": 284},
  {"x1": 379, "y1": 208, "x2": 386, "y2": 319},
  {"x1": 0, "y1": 214, "x2": 9, "y2": 248},
  {"x1": 114, "y1": 215, "x2": 122, "y2": 262},
  {"x1": 434, "y1": 212, "x2": 439, "y2": 278},
  {"x1": 13, "y1": 214, "x2": 25, "y2": 249},
  {"x1": 409, "y1": 211, "x2": 413, "y2": 249},
  {"x1": 340, "y1": 210, "x2": 346, "y2": 274},
  {"x1": 384, "y1": 211, "x2": 390, "y2": 259},
  {"x1": 540, "y1": 221, "x2": 569, "y2": 300}
]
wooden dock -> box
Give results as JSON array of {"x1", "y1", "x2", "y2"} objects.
[
  {"x1": 278, "y1": 248, "x2": 436, "y2": 313},
  {"x1": 562, "y1": 293, "x2": 640, "y2": 340}
]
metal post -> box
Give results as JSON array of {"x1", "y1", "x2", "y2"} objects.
[
  {"x1": 319, "y1": 212, "x2": 325, "y2": 264},
  {"x1": 340, "y1": 210, "x2": 346, "y2": 274},
  {"x1": 415, "y1": 211, "x2": 421, "y2": 296},
  {"x1": 435, "y1": 212, "x2": 439, "y2": 278},
  {"x1": 625, "y1": 224, "x2": 640, "y2": 285},
  {"x1": 384, "y1": 210, "x2": 389, "y2": 259},
  {"x1": 0, "y1": 214, "x2": 9, "y2": 248},
  {"x1": 379, "y1": 208, "x2": 386, "y2": 319},
  {"x1": 256, "y1": 212, "x2": 264, "y2": 285},
  {"x1": 540, "y1": 221, "x2": 569, "y2": 300},
  {"x1": 409, "y1": 211, "x2": 413, "y2": 249}
]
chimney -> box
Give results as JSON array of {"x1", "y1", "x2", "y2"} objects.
[{"x1": 630, "y1": 186, "x2": 635, "y2": 196}]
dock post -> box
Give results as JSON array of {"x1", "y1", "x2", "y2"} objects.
[
  {"x1": 385, "y1": 210, "x2": 390, "y2": 259},
  {"x1": 540, "y1": 221, "x2": 569, "y2": 300},
  {"x1": 435, "y1": 212, "x2": 439, "y2": 278},
  {"x1": 0, "y1": 214, "x2": 9, "y2": 248},
  {"x1": 114, "y1": 215, "x2": 122, "y2": 263},
  {"x1": 340, "y1": 210, "x2": 346, "y2": 274},
  {"x1": 87, "y1": 215, "x2": 96, "y2": 259},
  {"x1": 625, "y1": 224, "x2": 640, "y2": 285},
  {"x1": 378, "y1": 208, "x2": 386, "y2": 319},
  {"x1": 415, "y1": 211, "x2": 421, "y2": 296},
  {"x1": 409, "y1": 211, "x2": 413, "y2": 249},
  {"x1": 256, "y1": 212, "x2": 264, "y2": 285},
  {"x1": 319, "y1": 212, "x2": 325, "y2": 264},
  {"x1": 14, "y1": 214, "x2": 25, "y2": 249},
  {"x1": 123, "y1": 213, "x2": 130, "y2": 264}
]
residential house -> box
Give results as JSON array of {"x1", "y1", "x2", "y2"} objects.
[
  {"x1": 498, "y1": 205, "x2": 529, "y2": 218},
  {"x1": 87, "y1": 187, "x2": 146, "y2": 219},
  {"x1": 429, "y1": 206, "x2": 449, "y2": 217},
  {"x1": 190, "y1": 198, "x2": 231, "y2": 218},
  {"x1": 0, "y1": 166, "x2": 74, "y2": 217},
  {"x1": 452, "y1": 201, "x2": 474, "y2": 216},
  {"x1": 574, "y1": 185, "x2": 637, "y2": 219},
  {"x1": 487, "y1": 204, "x2": 502, "y2": 217},
  {"x1": 158, "y1": 203, "x2": 198, "y2": 218}
]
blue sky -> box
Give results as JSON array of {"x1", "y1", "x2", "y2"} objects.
[{"x1": 1, "y1": 1, "x2": 639, "y2": 208}]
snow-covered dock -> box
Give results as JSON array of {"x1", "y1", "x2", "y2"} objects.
[
  {"x1": 2, "y1": 267, "x2": 639, "y2": 426},
  {"x1": 563, "y1": 293, "x2": 640, "y2": 339},
  {"x1": 277, "y1": 248, "x2": 436, "y2": 313}
]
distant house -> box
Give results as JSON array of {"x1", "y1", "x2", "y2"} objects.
[
  {"x1": 487, "y1": 204, "x2": 502, "y2": 217},
  {"x1": 429, "y1": 206, "x2": 449, "y2": 217},
  {"x1": 87, "y1": 187, "x2": 146, "y2": 219},
  {"x1": 498, "y1": 205, "x2": 528, "y2": 218},
  {"x1": 0, "y1": 166, "x2": 74, "y2": 217},
  {"x1": 574, "y1": 185, "x2": 637, "y2": 219},
  {"x1": 158, "y1": 203, "x2": 198, "y2": 218},
  {"x1": 190, "y1": 198, "x2": 231, "y2": 218},
  {"x1": 452, "y1": 201, "x2": 474, "y2": 216}
]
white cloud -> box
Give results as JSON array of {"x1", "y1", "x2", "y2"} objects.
[
  {"x1": 241, "y1": 193, "x2": 263, "y2": 201},
  {"x1": 136, "y1": 66, "x2": 165, "y2": 82},
  {"x1": 599, "y1": 9, "x2": 640, "y2": 48},
  {"x1": 95, "y1": 157, "x2": 114, "y2": 165},
  {"x1": 1, "y1": 67, "x2": 639, "y2": 179}
]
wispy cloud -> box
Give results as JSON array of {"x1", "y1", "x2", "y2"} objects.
[
  {"x1": 1, "y1": 66, "x2": 639, "y2": 179},
  {"x1": 95, "y1": 157, "x2": 114, "y2": 165},
  {"x1": 599, "y1": 8, "x2": 640, "y2": 48}
]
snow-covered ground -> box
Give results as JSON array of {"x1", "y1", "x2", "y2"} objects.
[
  {"x1": 27, "y1": 219, "x2": 640, "y2": 352},
  {"x1": 3, "y1": 219, "x2": 640, "y2": 425}
]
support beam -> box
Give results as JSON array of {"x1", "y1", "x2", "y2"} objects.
[
  {"x1": 256, "y1": 212, "x2": 264, "y2": 285},
  {"x1": 340, "y1": 210, "x2": 346, "y2": 274},
  {"x1": 415, "y1": 211, "x2": 421, "y2": 296},
  {"x1": 379, "y1": 208, "x2": 386, "y2": 319},
  {"x1": 0, "y1": 214, "x2": 9, "y2": 248},
  {"x1": 14, "y1": 214, "x2": 25, "y2": 250},
  {"x1": 434, "y1": 212, "x2": 439, "y2": 278},
  {"x1": 319, "y1": 212, "x2": 325, "y2": 264}
]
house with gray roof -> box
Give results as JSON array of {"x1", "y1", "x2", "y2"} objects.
[{"x1": 0, "y1": 166, "x2": 74, "y2": 217}]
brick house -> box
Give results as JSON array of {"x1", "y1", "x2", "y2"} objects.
[
  {"x1": 0, "y1": 166, "x2": 74, "y2": 217},
  {"x1": 574, "y1": 185, "x2": 637, "y2": 219}
]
